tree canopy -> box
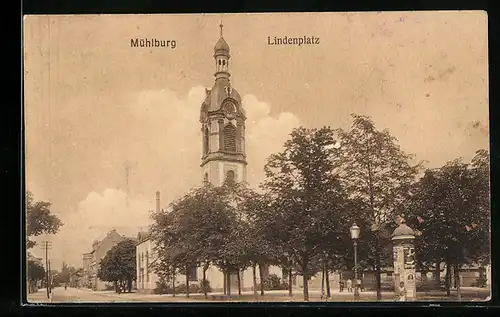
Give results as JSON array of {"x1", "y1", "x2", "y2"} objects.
[
  {"x1": 261, "y1": 126, "x2": 349, "y2": 301},
  {"x1": 335, "y1": 114, "x2": 423, "y2": 299},
  {"x1": 26, "y1": 191, "x2": 63, "y2": 249},
  {"x1": 97, "y1": 239, "x2": 136, "y2": 292}
]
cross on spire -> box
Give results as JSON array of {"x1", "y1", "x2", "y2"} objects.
[{"x1": 219, "y1": 20, "x2": 224, "y2": 37}]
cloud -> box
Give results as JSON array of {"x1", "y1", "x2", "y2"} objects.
[
  {"x1": 36, "y1": 87, "x2": 300, "y2": 268},
  {"x1": 32, "y1": 189, "x2": 154, "y2": 268},
  {"x1": 243, "y1": 95, "x2": 300, "y2": 184}
]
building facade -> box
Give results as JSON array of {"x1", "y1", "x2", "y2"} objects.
[
  {"x1": 136, "y1": 230, "x2": 160, "y2": 292},
  {"x1": 82, "y1": 229, "x2": 130, "y2": 291}
]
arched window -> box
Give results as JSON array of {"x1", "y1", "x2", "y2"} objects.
[
  {"x1": 226, "y1": 170, "x2": 235, "y2": 183},
  {"x1": 218, "y1": 60, "x2": 221, "y2": 65},
  {"x1": 223, "y1": 60, "x2": 226, "y2": 65},
  {"x1": 223, "y1": 124, "x2": 236, "y2": 152},
  {"x1": 203, "y1": 126, "x2": 209, "y2": 155}
]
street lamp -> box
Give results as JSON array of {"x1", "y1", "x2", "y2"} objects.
[{"x1": 350, "y1": 222, "x2": 361, "y2": 301}]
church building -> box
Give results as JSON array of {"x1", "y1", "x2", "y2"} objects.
[
  {"x1": 135, "y1": 24, "x2": 282, "y2": 293},
  {"x1": 198, "y1": 23, "x2": 283, "y2": 291}
]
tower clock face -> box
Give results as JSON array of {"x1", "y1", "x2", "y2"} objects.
[{"x1": 223, "y1": 102, "x2": 236, "y2": 118}]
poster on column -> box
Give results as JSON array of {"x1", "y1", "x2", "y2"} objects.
[{"x1": 403, "y1": 246, "x2": 416, "y2": 270}]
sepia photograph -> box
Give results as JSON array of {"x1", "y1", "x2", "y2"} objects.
[{"x1": 23, "y1": 11, "x2": 490, "y2": 303}]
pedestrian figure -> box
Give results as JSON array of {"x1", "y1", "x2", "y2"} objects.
[
  {"x1": 356, "y1": 279, "x2": 362, "y2": 292},
  {"x1": 339, "y1": 280, "x2": 344, "y2": 292},
  {"x1": 346, "y1": 279, "x2": 352, "y2": 292},
  {"x1": 64, "y1": 283, "x2": 67, "y2": 290},
  {"x1": 397, "y1": 281, "x2": 407, "y2": 301}
]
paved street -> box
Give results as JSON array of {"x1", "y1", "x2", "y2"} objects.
[{"x1": 26, "y1": 287, "x2": 490, "y2": 303}]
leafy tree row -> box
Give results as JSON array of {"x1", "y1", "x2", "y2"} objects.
[{"x1": 149, "y1": 114, "x2": 490, "y2": 301}]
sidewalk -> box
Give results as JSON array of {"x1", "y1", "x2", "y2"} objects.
[{"x1": 26, "y1": 289, "x2": 52, "y2": 304}]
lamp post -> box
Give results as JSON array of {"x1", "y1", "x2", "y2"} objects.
[{"x1": 350, "y1": 222, "x2": 360, "y2": 301}]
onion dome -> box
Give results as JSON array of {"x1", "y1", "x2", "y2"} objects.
[{"x1": 214, "y1": 37, "x2": 230, "y2": 54}]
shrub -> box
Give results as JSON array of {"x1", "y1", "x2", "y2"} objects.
[
  {"x1": 105, "y1": 284, "x2": 115, "y2": 291},
  {"x1": 199, "y1": 279, "x2": 212, "y2": 293},
  {"x1": 154, "y1": 279, "x2": 173, "y2": 294},
  {"x1": 416, "y1": 279, "x2": 445, "y2": 291},
  {"x1": 267, "y1": 274, "x2": 289, "y2": 290},
  {"x1": 472, "y1": 276, "x2": 487, "y2": 288},
  {"x1": 176, "y1": 283, "x2": 201, "y2": 294},
  {"x1": 256, "y1": 274, "x2": 289, "y2": 291}
]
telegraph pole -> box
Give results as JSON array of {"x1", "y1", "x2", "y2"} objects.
[
  {"x1": 41, "y1": 241, "x2": 52, "y2": 299},
  {"x1": 48, "y1": 260, "x2": 52, "y2": 294}
]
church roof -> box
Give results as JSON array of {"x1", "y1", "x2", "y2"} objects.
[
  {"x1": 210, "y1": 78, "x2": 242, "y2": 110},
  {"x1": 214, "y1": 37, "x2": 230, "y2": 54}
]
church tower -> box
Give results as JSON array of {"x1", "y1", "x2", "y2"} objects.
[{"x1": 200, "y1": 22, "x2": 247, "y2": 186}]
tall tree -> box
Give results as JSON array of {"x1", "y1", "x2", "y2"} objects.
[
  {"x1": 228, "y1": 183, "x2": 278, "y2": 298},
  {"x1": 335, "y1": 114, "x2": 422, "y2": 300},
  {"x1": 97, "y1": 239, "x2": 137, "y2": 293},
  {"x1": 151, "y1": 184, "x2": 238, "y2": 297},
  {"x1": 27, "y1": 260, "x2": 45, "y2": 293},
  {"x1": 26, "y1": 191, "x2": 63, "y2": 249},
  {"x1": 261, "y1": 126, "x2": 348, "y2": 301},
  {"x1": 405, "y1": 150, "x2": 490, "y2": 295},
  {"x1": 59, "y1": 262, "x2": 71, "y2": 285}
]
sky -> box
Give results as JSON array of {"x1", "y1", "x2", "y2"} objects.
[{"x1": 23, "y1": 12, "x2": 489, "y2": 269}]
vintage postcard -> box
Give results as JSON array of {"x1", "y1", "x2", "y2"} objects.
[{"x1": 23, "y1": 12, "x2": 490, "y2": 303}]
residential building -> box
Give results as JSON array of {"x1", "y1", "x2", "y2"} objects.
[{"x1": 82, "y1": 229, "x2": 132, "y2": 291}]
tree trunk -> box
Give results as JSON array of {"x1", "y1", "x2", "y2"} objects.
[
  {"x1": 252, "y1": 263, "x2": 258, "y2": 299},
  {"x1": 203, "y1": 266, "x2": 208, "y2": 299},
  {"x1": 185, "y1": 264, "x2": 190, "y2": 298},
  {"x1": 288, "y1": 269, "x2": 293, "y2": 297},
  {"x1": 172, "y1": 268, "x2": 176, "y2": 297},
  {"x1": 434, "y1": 260, "x2": 441, "y2": 287},
  {"x1": 374, "y1": 233, "x2": 382, "y2": 300},
  {"x1": 301, "y1": 255, "x2": 310, "y2": 302},
  {"x1": 325, "y1": 266, "x2": 331, "y2": 298},
  {"x1": 237, "y1": 269, "x2": 242, "y2": 295},
  {"x1": 454, "y1": 263, "x2": 461, "y2": 300},
  {"x1": 114, "y1": 280, "x2": 118, "y2": 293},
  {"x1": 445, "y1": 262, "x2": 451, "y2": 296},
  {"x1": 223, "y1": 271, "x2": 227, "y2": 295},
  {"x1": 259, "y1": 263, "x2": 265, "y2": 296},
  {"x1": 302, "y1": 266, "x2": 309, "y2": 302},
  {"x1": 321, "y1": 264, "x2": 325, "y2": 299},
  {"x1": 226, "y1": 269, "x2": 232, "y2": 298}
]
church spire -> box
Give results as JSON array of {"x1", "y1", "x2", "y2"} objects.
[{"x1": 213, "y1": 22, "x2": 230, "y2": 80}]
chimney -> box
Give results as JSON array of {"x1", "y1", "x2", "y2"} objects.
[{"x1": 156, "y1": 191, "x2": 160, "y2": 213}]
